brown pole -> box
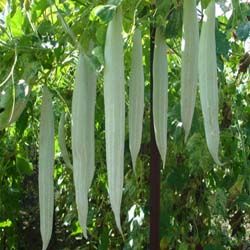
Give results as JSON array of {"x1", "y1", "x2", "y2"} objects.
[{"x1": 149, "y1": 20, "x2": 161, "y2": 250}]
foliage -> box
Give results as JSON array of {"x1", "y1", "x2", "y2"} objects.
[{"x1": 0, "y1": 0, "x2": 249, "y2": 249}]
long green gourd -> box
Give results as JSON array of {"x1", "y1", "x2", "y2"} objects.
[
  {"x1": 72, "y1": 52, "x2": 96, "y2": 238},
  {"x1": 129, "y1": 28, "x2": 144, "y2": 172},
  {"x1": 38, "y1": 86, "x2": 54, "y2": 250},
  {"x1": 153, "y1": 28, "x2": 168, "y2": 166},
  {"x1": 58, "y1": 111, "x2": 72, "y2": 169},
  {"x1": 181, "y1": 0, "x2": 199, "y2": 141},
  {"x1": 10, "y1": 80, "x2": 30, "y2": 124},
  {"x1": 103, "y1": 7, "x2": 124, "y2": 234},
  {"x1": 198, "y1": 0, "x2": 221, "y2": 165},
  {"x1": 0, "y1": 80, "x2": 30, "y2": 130},
  {"x1": 0, "y1": 84, "x2": 13, "y2": 129}
]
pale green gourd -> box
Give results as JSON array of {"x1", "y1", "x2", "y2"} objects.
[
  {"x1": 153, "y1": 28, "x2": 168, "y2": 167},
  {"x1": 181, "y1": 0, "x2": 199, "y2": 142},
  {"x1": 38, "y1": 86, "x2": 54, "y2": 250},
  {"x1": 72, "y1": 52, "x2": 96, "y2": 238},
  {"x1": 10, "y1": 80, "x2": 30, "y2": 123},
  {"x1": 0, "y1": 80, "x2": 30, "y2": 130},
  {"x1": 58, "y1": 111, "x2": 72, "y2": 169},
  {"x1": 0, "y1": 85, "x2": 12, "y2": 129},
  {"x1": 198, "y1": 0, "x2": 221, "y2": 165},
  {"x1": 129, "y1": 28, "x2": 144, "y2": 172},
  {"x1": 103, "y1": 7, "x2": 124, "y2": 234}
]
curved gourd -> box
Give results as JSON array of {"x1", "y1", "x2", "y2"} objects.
[{"x1": 0, "y1": 80, "x2": 30, "y2": 130}]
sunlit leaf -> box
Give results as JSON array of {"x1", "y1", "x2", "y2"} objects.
[
  {"x1": 0, "y1": 219, "x2": 12, "y2": 228},
  {"x1": 6, "y1": 8, "x2": 25, "y2": 36}
]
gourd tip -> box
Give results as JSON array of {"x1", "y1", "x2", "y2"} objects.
[
  {"x1": 162, "y1": 159, "x2": 166, "y2": 168},
  {"x1": 184, "y1": 132, "x2": 189, "y2": 143},
  {"x1": 42, "y1": 242, "x2": 48, "y2": 250},
  {"x1": 115, "y1": 215, "x2": 123, "y2": 237},
  {"x1": 83, "y1": 229, "x2": 88, "y2": 239},
  {"x1": 132, "y1": 157, "x2": 137, "y2": 175}
]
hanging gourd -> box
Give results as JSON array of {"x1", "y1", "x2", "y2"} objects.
[
  {"x1": 198, "y1": 0, "x2": 221, "y2": 164},
  {"x1": 38, "y1": 86, "x2": 55, "y2": 250},
  {"x1": 103, "y1": 7, "x2": 125, "y2": 234},
  {"x1": 0, "y1": 80, "x2": 30, "y2": 130},
  {"x1": 71, "y1": 51, "x2": 97, "y2": 238},
  {"x1": 153, "y1": 28, "x2": 168, "y2": 166},
  {"x1": 129, "y1": 28, "x2": 144, "y2": 172},
  {"x1": 181, "y1": 0, "x2": 199, "y2": 141}
]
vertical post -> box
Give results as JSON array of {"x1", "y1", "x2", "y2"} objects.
[{"x1": 149, "y1": 21, "x2": 161, "y2": 250}]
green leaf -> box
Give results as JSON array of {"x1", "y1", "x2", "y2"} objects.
[
  {"x1": 179, "y1": 243, "x2": 188, "y2": 250},
  {"x1": 98, "y1": 227, "x2": 109, "y2": 250},
  {"x1": 236, "y1": 194, "x2": 250, "y2": 212},
  {"x1": 91, "y1": 46, "x2": 104, "y2": 69},
  {"x1": 205, "y1": 244, "x2": 224, "y2": 250},
  {"x1": 37, "y1": 20, "x2": 54, "y2": 35},
  {"x1": 166, "y1": 168, "x2": 188, "y2": 191},
  {"x1": 6, "y1": 8, "x2": 25, "y2": 37},
  {"x1": 0, "y1": 219, "x2": 12, "y2": 228},
  {"x1": 156, "y1": 0, "x2": 172, "y2": 17},
  {"x1": 216, "y1": 29, "x2": 230, "y2": 58},
  {"x1": 0, "y1": 0, "x2": 7, "y2": 12},
  {"x1": 31, "y1": 0, "x2": 50, "y2": 20},
  {"x1": 240, "y1": 3, "x2": 250, "y2": 18},
  {"x1": 33, "y1": 0, "x2": 50, "y2": 11},
  {"x1": 16, "y1": 109, "x2": 29, "y2": 136},
  {"x1": 16, "y1": 156, "x2": 33, "y2": 175},
  {"x1": 236, "y1": 22, "x2": 250, "y2": 41},
  {"x1": 90, "y1": 5, "x2": 117, "y2": 23},
  {"x1": 95, "y1": 25, "x2": 106, "y2": 45},
  {"x1": 208, "y1": 188, "x2": 227, "y2": 215},
  {"x1": 165, "y1": 7, "x2": 182, "y2": 38},
  {"x1": 228, "y1": 175, "x2": 245, "y2": 200},
  {"x1": 70, "y1": 221, "x2": 83, "y2": 236},
  {"x1": 160, "y1": 236, "x2": 168, "y2": 250}
]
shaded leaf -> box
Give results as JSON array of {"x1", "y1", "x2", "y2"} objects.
[
  {"x1": 16, "y1": 156, "x2": 33, "y2": 175},
  {"x1": 90, "y1": 5, "x2": 117, "y2": 23},
  {"x1": 236, "y1": 22, "x2": 250, "y2": 41}
]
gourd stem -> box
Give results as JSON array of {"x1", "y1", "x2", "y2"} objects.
[{"x1": 149, "y1": 19, "x2": 160, "y2": 250}]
